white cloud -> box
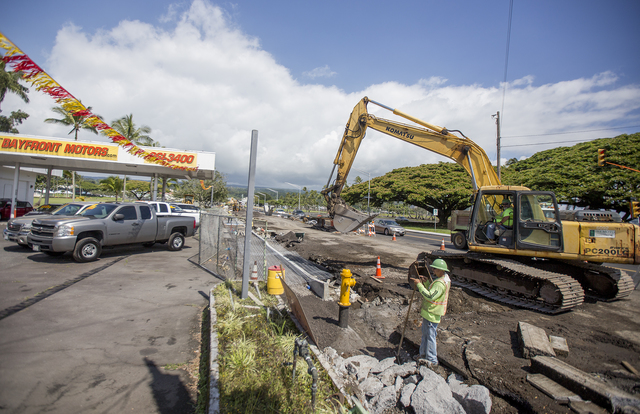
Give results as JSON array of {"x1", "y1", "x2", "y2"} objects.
[
  {"x1": 3, "y1": 0, "x2": 640, "y2": 190},
  {"x1": 303, "y1": 65, "x2": 337, "y2": 79}
]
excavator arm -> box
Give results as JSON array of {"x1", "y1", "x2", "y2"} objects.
[{"x1": 322, "y1": 97, "x2": 500, "y2": 232}]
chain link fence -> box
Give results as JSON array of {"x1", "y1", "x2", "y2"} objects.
[{"x1": 194, "y1": 210, "x2": 332, "y2": 287}]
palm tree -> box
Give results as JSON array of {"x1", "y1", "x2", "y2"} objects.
[
  {"x1": 0, "y1": 60, "x2": 29, "y2": 113},
  {"x1": 100, "y1": 176, "x2": 124, "y2": 202},
  {"x1": 111, "y1": 114, "x2": 154, "y2": 200},
  {"x1": 111, "y1": 114, "x2": 154, "y2": 145},
  {"x1": 44, "y1": 105, "x2": 100, "y2": 140},
  {"x1": 45, "y1": 106, "x2": 102, "y2": 201}
]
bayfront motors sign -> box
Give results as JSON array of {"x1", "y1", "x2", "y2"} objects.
[{"x1": 1, "y1": 135, "x2": 118, "y2": 160}]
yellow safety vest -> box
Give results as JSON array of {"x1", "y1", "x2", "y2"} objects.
[{"x1": 418, "y1": 275, "x2": 451, "y2": 323}]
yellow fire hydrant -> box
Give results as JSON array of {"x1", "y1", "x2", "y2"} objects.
[{"x1": 338, "y1": 268, "x2": 356, "y2": 328}]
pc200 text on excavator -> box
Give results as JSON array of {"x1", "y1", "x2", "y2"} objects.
[{"x1": 322, "y1": 97, "x2": 637, "y2": 313}]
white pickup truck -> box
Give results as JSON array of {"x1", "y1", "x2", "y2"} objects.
[
  {"x1": 28, "y1": 202, "x2": 196, "y2": 262},
  {"x1": 142, "y1": 201, "x2": 200, "y2": 228}
]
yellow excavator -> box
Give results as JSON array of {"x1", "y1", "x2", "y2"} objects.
[{"x1": 322, "y1": 97, "x2": 637, "y2": 313}]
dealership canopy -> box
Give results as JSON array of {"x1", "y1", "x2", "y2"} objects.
[{"x1": 0, "y1": 133, "x2": 215, "y2": 180}]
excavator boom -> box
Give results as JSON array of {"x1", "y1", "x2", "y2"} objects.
[{"x1": 322, "y1": 97, "x2": 500, "y2": 232}]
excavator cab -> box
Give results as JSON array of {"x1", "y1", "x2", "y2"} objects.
[{"x1": 469, "y1": 189, "x2": 563, "y2": 252}]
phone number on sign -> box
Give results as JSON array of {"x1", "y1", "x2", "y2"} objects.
[{"x1": 149, "y1": 152, "x2": 195, "y2": 164}]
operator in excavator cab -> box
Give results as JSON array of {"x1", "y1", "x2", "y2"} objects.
[{"x1": 485, "y1": 198, "x2": 513, "y2": 243}]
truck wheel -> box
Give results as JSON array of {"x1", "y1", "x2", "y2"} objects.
[
  {"x1": 168, "y1": 232, "x2": 185, "y2": 251},
  {"x1": 73, "y1": 237, "x2": 102, "y2": 262},
  {"x1": 452, "y1": 232, "x2": 467, "y2": 250}
]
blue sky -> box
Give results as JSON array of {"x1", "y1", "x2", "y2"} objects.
[{"x1": 2, "y1": 0, "x2": 640, "y2": 188}]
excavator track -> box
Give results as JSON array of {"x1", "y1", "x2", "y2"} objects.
[
  {"x1": 415, "y1": 251, "x2": 585, "y2": 314},
  {"x1": 511, "y1": 258, "x2": 635, "y2": 301}
]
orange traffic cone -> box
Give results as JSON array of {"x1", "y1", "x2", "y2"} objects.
[
  {"x1": 392, "y1": 233, "x2": 396, "y2": 241},
  {"x1": 375, "y1": 256, "x2": 385, "y2": 279},
  {"x1": 440, "y1": 238, "x2": 446, "y2": 251},
  {"x1": 251, "y1": 261, "x2": 258, "y2": 281}
]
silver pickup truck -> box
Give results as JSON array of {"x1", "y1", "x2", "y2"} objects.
[{"x1": 27, "y1": 202, "x2": 196, "y2": 262}]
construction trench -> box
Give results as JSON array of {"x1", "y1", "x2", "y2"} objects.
[{"x1": 238, "y1": 213, "x2": 640, "y2": 413}]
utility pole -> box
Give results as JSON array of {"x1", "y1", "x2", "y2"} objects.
[{"x1": 493, "y1": 111, "x2": 501, "y2": 180}]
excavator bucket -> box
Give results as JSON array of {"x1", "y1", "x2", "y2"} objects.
[{"x1": 333, "y1": 204, "x2": 378, "y2": 233}]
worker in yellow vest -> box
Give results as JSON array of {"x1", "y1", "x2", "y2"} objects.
[{"x1": 409, "y1": 258, "x2": 451, "y2": 367}]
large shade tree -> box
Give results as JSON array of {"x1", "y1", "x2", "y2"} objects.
[
  {"x1": 501, "y1": 132, "x2": 640, "y2": 220},
  {"x1": 342, "y1": 162, "x2": 474, "y2": 225}
]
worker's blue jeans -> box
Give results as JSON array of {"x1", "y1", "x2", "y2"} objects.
[
  {"x1": 486, "y1": 222, "x2": 507, "y2": 239},
  {"x1": 420, "y1": 319, "x2": 439, "y2": 364}
]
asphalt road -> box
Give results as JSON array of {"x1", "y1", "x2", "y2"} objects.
[{"x1": 0, "y1": 222, "x2": 219, "y2": 414}]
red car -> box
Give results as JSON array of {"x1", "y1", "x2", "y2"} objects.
[{"x1": 0, "y1": 199, "x2": 34, "y2": 220}]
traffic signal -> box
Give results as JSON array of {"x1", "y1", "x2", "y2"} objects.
[
  {"x1": 597, "y1": 149, "x2": 605, "y2": 167},
  {"x1": 631, "y1": 201, "x2": 640, "y2": 219}
]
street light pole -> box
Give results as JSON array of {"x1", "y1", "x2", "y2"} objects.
[
  {"x1": 256, "y1": 192, "x2": 267, "y2": 207},
  {"x1": 352, "y1": 168, "x2": 371, "y2": 214},
  {"x1": 266, "y1": 188, "x2": 278, "y2": 201},
  {"x1": 285, "y1": 182, "x2": 301, "y2": 210}
]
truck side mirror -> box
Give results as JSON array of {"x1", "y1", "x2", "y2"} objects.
[{"x1": 113, "y1": 213, "x2": 125, "y2": 221}]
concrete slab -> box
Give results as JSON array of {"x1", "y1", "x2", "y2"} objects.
[
  {"x1": 531, "y1": 356, "x2": 640, "y2": 412},
  {"x1": 526, "y1": 373, "x2": 581, "y2": 403},
  {"x1": 0, "y1": 227, "x2": 219, "y2": 413},
  {"x1": 518, "y1": 321, "x2": 556, "y2": 358},
  {"x1": 549, "y1": 335, "x2": 569, "y2": 357}
]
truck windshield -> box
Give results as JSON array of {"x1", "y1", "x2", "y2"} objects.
[{"x1": 79, "y1": 204, "x2": 118, "y2": 219}]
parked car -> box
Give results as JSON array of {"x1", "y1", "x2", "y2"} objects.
[
  {"x1": 395, "y1": 216, "x2": 410, "y2": 222},
  {"x1": 273, "y1": 208, "x2": 289, "y2": 218},
  {"x1": 24, "y1": 204, "x2": 63, "y2": 216},
  {"x1": 169, "y1": 203, "x2": 200, "y2": 227},
  {"x1": 28, "y1": 202, "x2": 196, "y2": 262},
  {"x1": 374, "y1": 218, "x2": 406, "y2": 236},
  {"x1": 0, "y1": 199, "x2": 34, "y2": 220},
  {"x1": 4, "y1": 202, "x2": 95, "y2": 247},
  {"x1": 291, "y1": 210, "x2": 306, "y2": 219}
]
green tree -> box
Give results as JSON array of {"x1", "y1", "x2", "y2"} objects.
[
  {"x1": 100, "y1": 176, "x2": 124, "y2": 201},
  {"x1": 501, "y1": 133, "x2": 640, "y2": 220},
  {"x1": 342, "y1": 162, "x2": 474, "y2": 224},
  {"x1": 173, "y1": 172, "x2": 228, "y2": 207},
  {"x1": 0, "y1": 109, "x2": 28, "y2": 133},
  {"x1": 45, "y1": 105, "x2": 102, "y2": 200},
  {"x1": 110, "y1": 114, "x2": 155, "y2": 200},
  {"x1": 45, "y1": 105, "x2": 100, "y2": 139},
  {"x1": 0, "y1": 60, "x2": 29, "y2": 112},
  {"x1": 111, "y1": 114, "x2": 153, "y2": 145},
  {"x1": 0, "y1": 61, "x2": 30, "y2": 131},
  {"x1": 126, "y1": 179, "x2": 153, "y2": 200}
]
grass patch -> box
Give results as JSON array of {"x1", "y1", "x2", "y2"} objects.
[{"x1": 213, "y1": 281, "x2": 342, "y2": 413}]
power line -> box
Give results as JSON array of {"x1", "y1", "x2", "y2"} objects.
[
  {"x1": 503, "y1": 138, "x2": 601, "y2": 148},
  {"x1": 502, "y1": 125, "x2": 640, "y2": 139}
]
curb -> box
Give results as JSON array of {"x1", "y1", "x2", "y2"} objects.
[{"x1": 208, "y1": 287, "x2": 220, "y2": 414}]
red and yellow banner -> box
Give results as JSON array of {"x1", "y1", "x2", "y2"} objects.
[
  {"x1": 0, "y1": 135, "x2": 118, "y2": 160},
  {"x1": 0, "y1": 32, "x2": 198, "y2": 172}
]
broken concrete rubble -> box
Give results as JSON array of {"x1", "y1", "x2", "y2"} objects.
[{"x1": 323, "y1": 346, "x2": 492, "y2": 414}]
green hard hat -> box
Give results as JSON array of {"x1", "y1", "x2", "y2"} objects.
[{"x1": 430, "y1": 258, "x2": 449, "y2": 272}]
